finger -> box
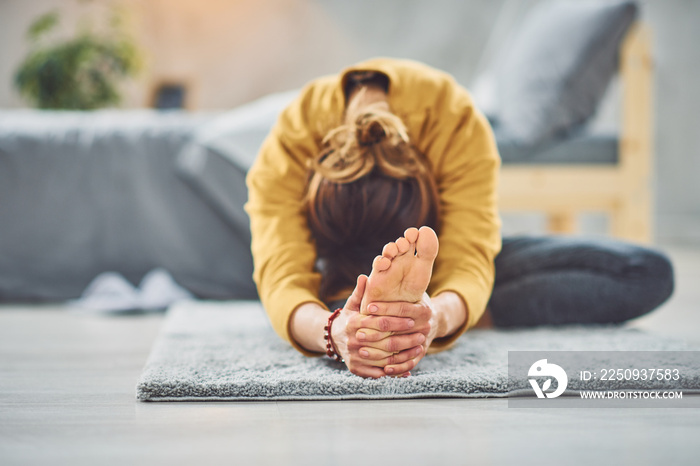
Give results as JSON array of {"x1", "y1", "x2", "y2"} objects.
[
  {"x1": 364, "y1": 300, "x2": 431, "y2": 320},
  {"x1": 347, "y1": 362, "x2": 387, "y2": 379},
  {"x1": 356, "y1": 324, "x2": 424, "y2": 343},
  {"x1": 358, "y1": 315, "x2": 415, "y2": 333},
  {"x1": 384, "y1": 357, "x2": 418, "y2": 376},
  {"x1": 359, "y1": 332, "x2": 426, "y2": 353},
  {"x1": 355, "y1": 328, "x2": 390, "y2": 342},
  {"x1": 358, "y1": 345, "x2": 424, "y2": 365},
  {"x1": 345, "y1": 274, "x2": 367, "y2": 311}
]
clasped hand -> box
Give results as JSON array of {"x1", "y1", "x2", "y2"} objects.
[{"x1": 331, "y1": 275, "x2": 439, "y2": 378}]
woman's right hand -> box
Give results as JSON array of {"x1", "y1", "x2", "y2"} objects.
[{"x1": 332, "y1": 275, "x2": 424, "y2": 378}]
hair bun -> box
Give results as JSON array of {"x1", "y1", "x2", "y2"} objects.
[
  {"x1": 311, "y1": 101, "x2": 417, "y2": 184},
  {"x1": 357, "y1": 118, "x2": 386, "y2": 147}
]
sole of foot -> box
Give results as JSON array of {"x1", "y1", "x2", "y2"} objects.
[{"x1": 360, "y1": 226, "x2": 439, "y2": 313}]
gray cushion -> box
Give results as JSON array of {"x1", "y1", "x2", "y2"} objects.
[
  {"x1": 0, "y1": 110, "x2": 258, "y2": 302},
  {"x1": 476, "y1": 0, "x2": 638, "y2": 148},
  {"x1": 497, "y1": 127, "x2": 619, "y2": 165},
  {"x1": 175, "y1": 90, "x2": 297, "y2": 235}
]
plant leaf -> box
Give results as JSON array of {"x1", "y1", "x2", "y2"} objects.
[{"x1": 28, "y1": 12, "x2": 59, "y2": 42}]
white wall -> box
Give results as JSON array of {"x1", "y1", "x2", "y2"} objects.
[
  {"x1": 0, "y1": 0, "x2": 697, "y2": 243},
  {"x1": 0, "y1": 0, "x2": 360, "y2": 109}
]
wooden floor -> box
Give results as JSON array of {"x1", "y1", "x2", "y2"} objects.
[{"x1": 1, "y1": 240, "x2": 699, "y2": 465}]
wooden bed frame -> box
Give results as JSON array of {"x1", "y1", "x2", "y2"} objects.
[{"x1": 498, "y1": 23, "x2": 654, "y2": 244}]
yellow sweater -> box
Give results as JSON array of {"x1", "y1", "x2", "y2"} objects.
[{"x1": 245, "y1": 58, "x2": 502, "y2": 356}]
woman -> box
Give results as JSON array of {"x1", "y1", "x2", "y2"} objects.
[{"x1": 245, "y1": 58, "x2": 674, "y2": 379}]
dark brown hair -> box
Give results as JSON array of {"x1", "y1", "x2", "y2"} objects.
[{"x1": 306, "y1": 98, "x2": 440, "y2": 303}]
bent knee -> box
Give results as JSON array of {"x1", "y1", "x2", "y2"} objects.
[
  {"x1": 614, "y1": 247, "x2": 675, "y2": 321},
  {"x1": 634, "y1": 248, "x2": 674, "y2": 306}
]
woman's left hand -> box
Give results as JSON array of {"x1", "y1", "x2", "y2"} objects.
[
  {"x1": 355, "y1": 293, "x2": 440, "y2": 376},
  {"x1": 330, "y1": 276, "x2": 424, "y2": 378}
]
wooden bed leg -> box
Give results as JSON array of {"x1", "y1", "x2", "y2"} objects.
[{"x1": 611, "y1": 192, "x2": 652, "y2": 244}]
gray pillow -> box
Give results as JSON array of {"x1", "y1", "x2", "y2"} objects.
[
  {"x1": 475, "y1": 0, "x2": 638, "y2": 147},
  {"x1": 175, "y1": 90, "x2": 297, "y2": 253}
]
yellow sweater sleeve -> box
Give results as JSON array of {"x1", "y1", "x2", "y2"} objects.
[
  {"x1": 244, "y1": 85, "x2": 332, "y2": 356},
  {"x1": 417, "y1": 74, "x2": 502, "y2": 351}
]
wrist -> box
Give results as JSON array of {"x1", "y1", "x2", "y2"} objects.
[
  {"x1": 431, "y1": 291, "x2": 468, "y2": 339},
  {"x1": 289, "y1": 302, "x2": 331, "y2": 354}
]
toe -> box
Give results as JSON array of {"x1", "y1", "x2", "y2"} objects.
[
  {"x1": 372, "y1": 255, "x2": 392, "y2": 272},
  {"x1": 404, "y1": 227, "x2": 419, "y2": 244},
  {"x1": 416, "y1": 226, "x2": 439, "y2": 260},
  {"x1": 382, "y1": 242, "x2": 399, "y2": 259},
  {"x1": 395, "y1": 237, "x2": 410, "y2": 255}
]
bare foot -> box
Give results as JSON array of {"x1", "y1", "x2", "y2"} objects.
[{"x1": 360, "y1": 226, "x2": 439, "y2": 313}]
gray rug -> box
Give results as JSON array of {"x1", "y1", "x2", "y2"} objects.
[{"x1": 136, "y1": 301, "x2": 700, "y2": 401}]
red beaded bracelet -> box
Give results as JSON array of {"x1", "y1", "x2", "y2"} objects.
[{"x1": 324, "y1": 308, "x2": 344, "y2": 363}]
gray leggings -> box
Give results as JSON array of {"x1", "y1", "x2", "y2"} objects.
[
  {"x1": 487, "y1": 235, "x2": 674, "y2": 327},
  {"x1": 328, "y1": 235, "x2": 674, "y2": 327}
]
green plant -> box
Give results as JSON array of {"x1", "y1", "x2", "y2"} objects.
[{"x1": 14, "y1": 8, "x2": 141, "y2": 110}]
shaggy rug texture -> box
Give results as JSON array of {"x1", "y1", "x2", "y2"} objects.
[{"x1": 136, "y1": 301, "x2": 700, "y2": 401}]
